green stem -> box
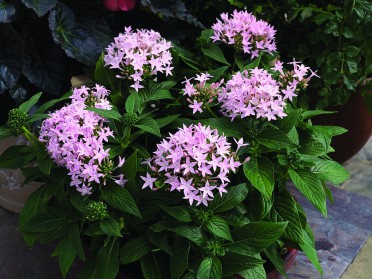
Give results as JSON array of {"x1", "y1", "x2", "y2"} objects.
[
  {"x1": 21, "y1": 126, "x2": 39, "y2": 147},
  {"x1": 206, "y1": 106, "x2": 218, "y2": 118}
]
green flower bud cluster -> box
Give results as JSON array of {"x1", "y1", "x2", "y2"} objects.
[
  {"x1": 86, "y1": 201, "x2": 109, "y2": 222},
  {"x1": 122, "y1": 112, "x2": 139, "y2": 126},
  {"x1": 7, "y1": 109, "x2": 29, "y2": 135},
  {"x1": 204, "y1": 240, "x2": 225, "y2": 257}
]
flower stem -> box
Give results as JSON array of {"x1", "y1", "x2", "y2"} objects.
[
  {"x1": 21, "y1": 126, "x2": 39, "y2": 147},
  {"x1": 206, "y1": 106, "x2": 218, "y2": 118}
]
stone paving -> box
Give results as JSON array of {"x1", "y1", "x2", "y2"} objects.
[{"x1": 1, "y1": 137, "x2": 372, "y2": 278}]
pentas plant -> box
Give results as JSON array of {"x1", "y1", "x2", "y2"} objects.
[{"x1": 0, "y1": 9, "x2": 350, "y2": 279}]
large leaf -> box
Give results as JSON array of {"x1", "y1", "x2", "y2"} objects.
[
  {"x1": 134, "y1": 117, "x2": 161, "y2": 137},
  {"x1": 21, "y1": 0, "x2": 57, "y2": 17},
  {"x1": 19, "y1": 92, "x2": 42, "y2": 113},
  {"x1": 0, "y1": 145, "x2": 31, "y2": 169},
  {"x1": 197, "y1": 257, "x2": 222, "y2": 279},
  {"x1": 101, "y1": 184, "x2": 141, "y2": 218},
  {"x1": 35, "y1": 91, "x2": 72, "y2": 114},
  {"x1": 312, "y1": 160, "x2": 350, "y2": 184},
  {"x1": 246, "y1": 190, "x2": 272, "y2": 221},
  {"x1": 21, "y1": 209, "x2": 68, "y2": 233},
  {"x1": 121, "y1": 150, "x2": 138, "y2": 194},
  {"x1": 243, "y1": 157, "x2": 274, "y2": 198},
  {"x1": 221, "y1": 253, "x2": 265, "y2": 277},
  {"x1": 238, "y1": 265, "x2": 266, "y2": 279},
  {"x1": 119, "y1": 236, "x2": 151, "y2": 264},
  {"x1": 168, "y1": 226, "x2": 204, "y2": 246},
  {"x1": 202, "y1": 45, "x2": 230, "y2": 65},
  {"x1": 299, "y1": 229, "x2": 323, "y2": 275},
  {"x1": 161, "y1": 205, "x2": 192, "y2": 222},
  {"x1": 288, "y1": 168, "x2": 327, "y2": 216},
  {"x1": 227, "y1": 222, "x2": 287, "y2": 255},
  {"x1": 199, "y1": 117, "x2": 244, "y2": 138},
  {"x1": 141, "y1": 253, "x2": 166, "y2": 279},
  {"x1": 48, "y1": 3, "x2": 101, "y2": 66},
  {"x1": 257, "y1": 127, "x2": 298, "y2": 150},
  {"x1": 273, "y1": 190, "x2": 304, "y2": 244},
  {"x1": 94, "y1": 53, "x2": 115, "y2": 89},
  {"x1": 171, "y1": 237, "x2": 190, "y2": 279},
  {"x1": 94, "y1": 237, "x2": 119, "y2": 279},
  {"x1": 100, "y1": 217, "x2": 122, "y2": 237},
  {"x1": 0, "y1": 25, "x2": 23, "y2": 94},
  {"x1": 208, "y1": 183, "x2": 248, "y2": 213},
  {"x1": 146, "y1": 230, "x2": 172, "y2": 255},
  {"x1": 86, "y1": 107, "x2": 122, "y2": 121},
  {"x1": 0, "y1": 0, "x2": 16, "y2": 22}
]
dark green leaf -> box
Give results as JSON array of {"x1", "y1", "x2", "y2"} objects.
[
  {"x1": 86, "y1": 107, "x2": 122, "y2": 121},
  {"x1": 257, "y1": 127, "x2": 298, "y2": 149},
  {"x1": 209, "y1": 66, "x2": 229, "y2": 82},
  {"x1": 171, "y1": 237, "x2": 190, "y2": 279},
  {"x1": 134, "y1": 117, "x2": 161, "y2": 137},
  {"x1": 301, "y1": 110, "x2": 335, "y2": 119},
  {"x1": 95, "y1": 237, "x2": 119, "y2": 279},
  {"x1": 161, "y1": 205, "x2": 192, "y2": 222},
  {"x1": 0, "y1": 126, "x2": 13, "y2": 140},
  {"x1": 246, "y1": 190, "x2": 272, "y2": 221},
  {"x1": 19, "y1": 92, "x2": 42, "y2": 113},
  {"x1": 155, "y1": 115, "x2": 180, "y2": 128},
  {"x1": 146, "y1": 230, "x2": 172, "y2": 255},
  {"x1": 243, "y1": 157, "x2": 274, "y2": 198},
  {"x1": 205, "y1": 216, "x2": 232, "y2": 241},
  {"x1": 21, "y1": 209, "x2": 68, "y2": 232},
  {"x1": 312, "y1": 160, "x2": 349, "y2": 184},
  {"x1": 263, "y1": 244, "x2": 285, "y2": 275},
  {"x1": 100, "y1": 217, "x2": 122, "y2": 237},
  {"x1": 141, "y1": 253, "x2": 166, "y2": 279},
  {"x1": 122, "y1": 150, "x2": 138, "y2": 194},
  {"x1": 345, "y1": 46, "x2": 360, "y2": 58},
  {"x1": 35, "y1": 91, "x2": 72, "y2": 114},
  {"x1": 101, "y1": 184, "x2": 141, "y2": 218},
  {"x1": 202, "y1": 45, "x2": 230, "y2": 65},
  {"x1": 199, "y1": 117, "x2": 244, "y2": 138},
  {"x1": 238, "y1": 265, "x2": 266, "y2": 279},
  {"x1": 94, "y1": 53, "x2": 115, "y2": 88},
  {"x1": 21, "y1": 0, "x2": 57, "y2": 17},
  {"x1": 148, "y1": 89, "x2": 174, "y2": 101},
  {"x1": 125, "y1": 92, "x2": 141, "y2": 113},
  {"x1": 119, "y1": 236, "x2": 151, "y2": 264},
  {"x1": 221, "y1": 253, "x2": 265, "y2": 276},
  {"x1": 346, "y1": 60, "x2": 358, "y2": 73},
  {"x1": 227, "y1": 222, "x2": 287, "y2": 255},
  {"x1": 276, "y1": 110, "x2": 301, "y2": 134},
  {"x1": 299, "y1": 229, "x2": 323, "y2": 275},
  {"x1": 0, "y1": 145, "x2": 32, "y2": 169},
  {"x1": 197, "y1": 257, "x2": 222, "y2": 279},
  {"x1": 208, "y1": 183, "x2": 248, "y2": 213},
  {"x1": 288, "y1": 168, "x2": 327, "y2": 216},
  {"x1": 168, "y1": 226, "x2": 204, "y2": 246}
]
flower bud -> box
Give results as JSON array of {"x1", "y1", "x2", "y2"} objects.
[
  {"x1": 86, "y1": 201, "x2": 109, "y2": 221},
  {"x1": 7, "y1": 108, "x2": 29, "y2": 135},
  {"x1": 103, "y1": 0, "x2": 137, "y2": 11}
]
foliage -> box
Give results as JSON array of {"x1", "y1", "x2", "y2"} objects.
[{"x1": 0, "y1": 7, "x2": 350, "y2": 279}]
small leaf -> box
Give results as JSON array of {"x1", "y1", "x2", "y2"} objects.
[
  {"x1": 119, "y1": 236, "x2": 151, "y2": 264},
  {"x1": 197, "y1": 257, "x2": 222, "y2": 279},
  {"x1": 243, "y1": 157, "x2": 274, "y2": 198},
  {"x1": 125, "y1": 92, "x2": 141, "y2": 113},
  {"x1": 19, "y1": 92, "x2": 42, "y2": 113},
  {"x1": 134, "y1": 117, "x2": 161, "y2": 137},
  {"x1": 205, "y1": 216, "x2": 232, "y2": 241},
  {"x1": 299, "y1": 229, "x2": 323, "y2": 275},
  {"x1": 209, "y1": 66, "x2": 229, "y2": 82},
  {"x1": 155, "y1": 114, "x2": 180, "y2": 128},
  {"x1": 86, "y1": 107, "x2": 122, "y2": 121},
  {"x1": 100, "y1": 217, "x2": 122, "y2": 237},
  {"x1": 202, "y1": 45, "x2": 230, "y2": 65},
  {"x1": 146, "y1": 230, "x2": 173, "y2": 255},
  {"x1": 101, "y1": 184, "x2": 142, "y2": 218},
  {"x1": 238, "y1": 265, "x2": 266, "y2": 279}
]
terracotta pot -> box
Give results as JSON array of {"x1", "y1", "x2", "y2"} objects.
[
  {"x1": 312, "y1": 92, "x2": 372, "y2": 163},
  {"x1": 0, "y1": 137, "x2": 42, "y2": 213}
]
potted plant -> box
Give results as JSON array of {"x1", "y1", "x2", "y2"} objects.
[
  {"x1": 234, "y1": 0, "x2": 372, "y2": 162},
  {"x1": 0, "y1": 9, "x2": 349, "y2": 278}
]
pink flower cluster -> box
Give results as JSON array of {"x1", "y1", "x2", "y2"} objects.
[
  {"x1": 211, "y1": 10, "x2": 276, "y2": 59},
  {"x1": 182, "y1": 73, "x2": 224, "y2": 114},
  {"x1": 141, "y1": 124, "x2": 241, "y2": 206},
  {"x1": 39, "y1": 85, "x2": 126, "y2": 196},
  {"x1": 218, "y1": 68, "x2": 287, "y2": 121},
  {"x1": 104, "y1": 27, "x2": 173, "y2": 91}
]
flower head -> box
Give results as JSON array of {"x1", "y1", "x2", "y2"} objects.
[
  {"x1": 211, "y1": 10, "x2": 276, "y2": 58},
  {"x1": 142, "y1": 123, "x2": 241, "y2": 206},
  {"x1": 104, "y1": 27, "x2": 173, "y2": 91}
]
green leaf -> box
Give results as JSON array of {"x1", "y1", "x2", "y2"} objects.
[
  {"x1": 141, "y1": 253, "x2": 166, "y2": 279},
  {"x1": 21, "y1": 0, "x2": 57, "y2": 17},
  {"x1": 134, "y1": 117, "x2": 161, "y2": 137},
  {"x1": 221, "y1": 253, "x2": 265, "y2": 276},
  {"x1": 146, "y1": 230, "x2": 173, "y2": 255},
  {"x1": 202, "y1": 45, "x2": 230, "y2": 65},
  {"x1": 342, "y1": 26, "x2": 354, "y2": 38},
  {"x1": 197, "y1": 257, "x2": 222, "y2": 279},
  {"x1": 122, "y1": 149, "x2": 138, "y2": 194},
  {"x1": 28, "y1": 113, "x2": 50, "y2": 123},
  {"x1": 86, "y1": 107, "x2": 122, "y2": 121},
  {"x1": 101, "y1": 184, "x2": 141, "y2": 218},
  {"x1": 273, "y1": 190, "x2": 304, "y2": 244},
  {"x1": 38, "y1": 157, "x2": 52, "y2": 175},
  {"x1": 276, "y1": 110, "x2": 301, "y2": 134},
  {"x1": 161, "y1": 205, "x2": 192, "y2": 222},
  {"x1": 155, "y1": 115, "x2": 180, "y2": 128},
  {"x1": 301, "y1": 110, "x2": 335, "y2": 119},
  {"x1": 227, "y1": 222, "x2": 287, "y2": 255},
  {"x1": 208, "y1": 183, "x2": 248, "y2": 213},
  {"x1": 0, "y1": 126, "x2": 13, "y2": 140},
  {"x1": 21, "y1": 209, "x2": 68, "y2": 232},
  {"x1": 148, "y1": 89, "x2": 174, "y2": 101},
  {"x1": 312, "y1": 160, "x2": 349, "y2": 184},
  {"x1": 209, "y1": 66, "x2": 229, "y2": 82},
  {"x1": 246, "y1": 190, "x2": 272, "y2": 221},
  {"x1": 288, "y1": 168, "x2": 327, "y2": 216},
  {"x1": 35, "y1": 91, "x2": 72, "y2": 114},
  {"x1": 264, "y1": 244, "x2": 285, "y2": 275},
  {"x1": 238, "y1": 265, "x2": 266, "y2": 279},
  {"x1": 95, "y1": 237, "x2": 119, "y2": 279},
  {"x1": 205, "y1": 216, "x2": 232, "y2": 241},
  {"x1": 125, "y1": 92, "x2": 141, "y2": 113},
  {"x1": 119, "y1": 236, "x2": 151, "y2": 264},
  {"x1": 346, "y1": 60, "x2": 358, "y2": 73},
  {"x1": 168, "y1": 226, "x2": 204, "y2": 246},
  {"x1": 299, "y1": 229, "x2": 323, "y2": 275},
  {"x1": 171, "y1": 237, "x2": 190, "y2": 279},
  {"x1": 199, "y1": 117, "x2": 244, "y2": 138},
  {"x1": 18, "y1": 92, "x2": 42, "y2": 113},
  {"x1": 257, "y1": 127, "x2": 298, "y2": 149},
  {"x1": 94, "y1": 53, "x2": 115, "y2": 88},
  {"x1": 100, "y1": 217, "x2": 122, "y2": 237},
  {"x1": 243, "y1": 157, "x2": 274, "y2": 198},
  {"x1": 345, "y1": 46, "x2": 360, "y2": 58}
]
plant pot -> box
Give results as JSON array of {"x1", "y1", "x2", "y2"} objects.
[
  {"x1": 0, "y1": 137, "x2": 42, "y2": 213},
  {"x1": 312, "y1": 92, "x2": 372, "y2": 163}
]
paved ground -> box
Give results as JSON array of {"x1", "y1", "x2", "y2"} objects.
[{"x1": 1, "y1": 137, "x2": 372, "y2": 278}]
